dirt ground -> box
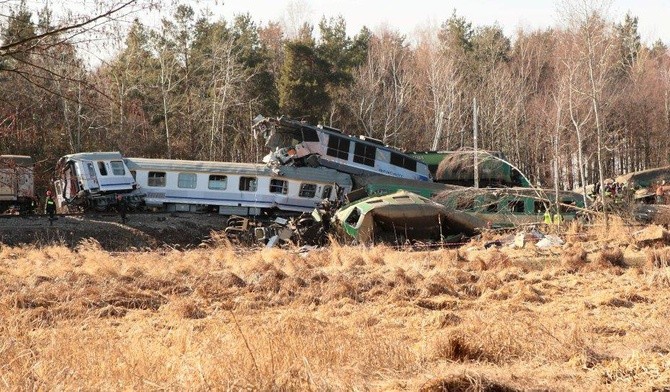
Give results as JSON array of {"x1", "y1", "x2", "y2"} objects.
[{"x1": 0, "y1": 212, "x2": 230, "y2": 250}]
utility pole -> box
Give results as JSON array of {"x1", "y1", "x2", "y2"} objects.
[{"x1": 473, "y1": 98, "x2": 479, "y2": 189}]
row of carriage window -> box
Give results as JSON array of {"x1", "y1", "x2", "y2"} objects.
[
  {"x1": 92, "y1": 160, "x2": 330, "y2": 199},
  {"x1": 146, "y1": 171, "x2": 329, "y2": 199},
  {"x1": 325, "y1": 135, "x2": 418, "y2": 172}
]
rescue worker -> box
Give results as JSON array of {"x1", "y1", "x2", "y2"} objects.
[
  {"x1": 553, "y1": 212, "x2": 563, "y2": 225},
  {"x1": 45, "y1": 190, "x2": 56, "y2": 225},
  {"x1": 543, "y1": 209, "x2": 552, "y2": 225},
  {"x1": 116, "y1": 194, "x2": 127, "y2": 224}
]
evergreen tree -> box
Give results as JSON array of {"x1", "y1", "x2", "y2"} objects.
[{"x1": 278, "y1": 41, "x2": 330, "y2": 122}]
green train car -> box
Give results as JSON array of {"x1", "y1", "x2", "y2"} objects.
[
  {"x1": 432, "y1": 187, "x2": 586, "y2": 229},
  {"x1": 408, "y1": 150, "x2": 530, "y2": 187}
]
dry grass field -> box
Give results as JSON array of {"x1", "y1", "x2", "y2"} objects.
[{"x1": 1, "y1": 220, "x2": 670, "y2": 391}]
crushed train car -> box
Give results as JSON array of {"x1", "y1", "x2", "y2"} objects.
[
  {"x1": 409, "y1": 149, "x2": 529, "y2": 187},
  {"x1": 333, "y1": 190, "x2": 484, "y2": 244},
  {"x1": 433, "y1": 187, "x2": 586, "y2": 229},
  {"x1": 253, "y1": 115, "x2": 432, "y2": 181},
  {"x1": 350, "y1": 174, "x2": 462, "y2": 199},
  {"x1": 616, "y1": 165, "x2": 670, "y2": 191},
  {"x1": 0, "y1": 155, "x2": 34, "y2": 213},
  {"x1": 53, "y1": 152, "x2": 142, "y2": 211}
]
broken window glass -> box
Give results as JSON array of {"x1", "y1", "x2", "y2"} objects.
[
  {"x1": 148, "y1": 172, "x2": 166, "y2": 187},
  {"x1": 270, "y1": 179, "x2": 288, "y2": 194},
  {"x1": 299, "y1": 183, "x2": 317, "y2": 198},
  {"x1": 322, "y1": 185, "x2": 333, "y2": 199},
  {"x1": 97, "y1": 161, "x2": 108, "y2": 176},
  {"x1": 240, "y1": 177, "x2": 257, "y2": 192},
  {"x1": 508, "y1": 199, "x2": 525, "y2": 213},
  {"x1": 345, "y1": 207, "x2": 361, "y2": 226}
]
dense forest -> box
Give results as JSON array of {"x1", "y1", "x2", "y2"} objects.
[{"x1": 1, "y1": 1, "x2": 669, "y2": 192}]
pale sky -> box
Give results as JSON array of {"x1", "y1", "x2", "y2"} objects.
[{"x1": 190, "y1": 0, "x2": 669, "y2": 45}]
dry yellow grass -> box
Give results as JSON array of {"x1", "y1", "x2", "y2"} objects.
[{"x1": 1, "y1": 220, "x2": 670, "y2": 390}]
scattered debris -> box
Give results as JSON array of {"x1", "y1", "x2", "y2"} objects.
[{"x1": 633, "y1": 225, "x2": 670, "y2": 246}]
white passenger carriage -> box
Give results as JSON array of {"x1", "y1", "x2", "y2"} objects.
[
  {"x1": 54, "y1": 152, "x2": 141, "y2": 211},
  {"x1": 124, "y1": 157, "x2": 353, "y2": 215},
  {"x1": 253, "y1": 116, "x2": 432, "y2": 182},
  {"x1": 0, "y1": 155, "x2": 34, "y2": 213}
]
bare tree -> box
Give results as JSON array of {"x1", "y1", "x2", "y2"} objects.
[
  {"x1": 559, "y1": 0, "x2": 617, "y2": 220},
  {"x1": 349, "y1": 28, "x2": 415, "y2": 145}
]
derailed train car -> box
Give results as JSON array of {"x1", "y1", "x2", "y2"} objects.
[
  {"x1": 125, "y1": 157, "x2": 352, "y2": 215},
  {"x1": 53, "y1": 152, "x2": 353, "y2": 216},
  {"x1": 253, "y1": 115, "x2": 432, "y2": 182},
  {"x1": 0, "y1": 155, "x2": 34, "y2": 213},
  {"x1": 53, "y1": 152, "x2": 142, "y2": 211},
  {"x1": 334, "y1": 190, "x2": 485, "y2": 244}
]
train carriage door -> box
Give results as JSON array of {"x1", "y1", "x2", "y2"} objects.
[{"x1": 75, "y1": 160, "x2": 100, "y2": 192}]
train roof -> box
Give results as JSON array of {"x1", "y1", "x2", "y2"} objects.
[
  {"x1": 0, "y1": 155, "x2": 34, "y2": 166},
  {"x1": 124, "y1": 157, "x2": 353, "y2": 186},
  {"x1": 60, "y1": 152, "x2": 125, "y2": 161}
]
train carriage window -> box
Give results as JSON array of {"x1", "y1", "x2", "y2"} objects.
[
  {"x1": 97, "y1": 161, "x2": 108, "y2": 176},
  {"x1": 322, "y1": 185, "x2": 333, "y2": 199},
  {"x1": 208, "y1": 175, "x2": 227, "y2": 190},
  {"x1": 353, "y1": 143, "x2": 376, "y2": 167},
  {"x1": 508, "y1": 199, "x2": 526, "y2": 213},
  {"x1": 534, "y1": 201, "x2": 548, "y2": 213},
  {"x1": 326, "y1": 135, "x2": 350, "y2": 160},
  {"x1": 301, "y1": 126, "x2": 320, "y2": 142},
  {"x1": 269, "y1": 179, "x2": 288, "y2": 194},
  {"x1": 345, "y1": 207, "x2": 361, "y2": 226},
  {"x1": 240, "y1": 176, "x2": 257, "y2": 192},
  {"x1": 299, "y1": 183, "x2": 317, "y2": 198},
  {"x1": 110, "y1": 161, "x2": 125, "y2": 175},
  {"x1": 178, "y1": 173, "x2": 197, "y2": 189},
  {"x1": 148, "y1": 172, "x2": 166, "y2": 187},
  {"x1": 86, "y1": 163, "x2": 96, "y2": 178},
  {"x1": 390, "y1": 152, "x2": 417, "y2": 172}
]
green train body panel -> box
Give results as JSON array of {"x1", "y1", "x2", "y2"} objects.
[{"x1": 408, "y1": 150, "x2": 530, "y2": 188}]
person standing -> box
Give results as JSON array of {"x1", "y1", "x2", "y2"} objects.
[
  {"x1": 45, "y1": 190, "x2": 56, "y2": 225},
  {"x1": 116, "y1": 194, "x2": 127, "y2": 224}
]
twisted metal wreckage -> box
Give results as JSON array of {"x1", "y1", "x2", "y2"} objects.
[
  {"x1": 225, "y1": 116, "x2": 592, "y2": 248},
  {"x1": 47, "y1": 115, "x2": 664, "y2": 248}
]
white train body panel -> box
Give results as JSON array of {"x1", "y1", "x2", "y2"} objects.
[
  {"x1": 255, "y1": 116, "x2": 432, "y2": 182},
  {"x1": 54, "y1": 152, "x2": 140, "y2": 210},
  {"x1": 124, "y1": 157, "x2": 353, "y2": 214}
]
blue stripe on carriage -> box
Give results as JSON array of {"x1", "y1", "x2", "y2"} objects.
[
  {"x1": 146, "y1": 195, "x2": 316, "y2": 210},
  {"x1": 100, "y1": 183, "x2": 134, "y2": 187}
]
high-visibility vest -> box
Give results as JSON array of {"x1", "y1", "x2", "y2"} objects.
[
  {"x1": 553, "y1": 213, "x2": 563, "y2": 224},
  {"x1": 543, "y1": 211, "x2": 552, "y2": 224}
]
